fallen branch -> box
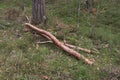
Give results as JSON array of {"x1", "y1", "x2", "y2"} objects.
[
  {"x1": 36, "y1": 33, "x2": 93, "y2": 54},
  {"x1": 36, "y1": 41, "x2": 52, "y2": 44},
  {"x1": 64, "y1": 43, "x2": 92, "y2": 54},
  {"x1": 24, "y1": 23, "x2": 93, "y2": 65},
  {"x1": 37, "y1": 40, "x2": 93, "y2": 54}
]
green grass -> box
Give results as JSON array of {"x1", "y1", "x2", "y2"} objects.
[{"x1": 0, "y1": 0, "x2": 120, "y2": 80}]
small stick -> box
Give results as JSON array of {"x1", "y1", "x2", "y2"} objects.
[
  {"x1": 64, "y1": 43, "x2": 92, "y2": 54},
  {"x1": 25, "y1": 15, "x2": 31, "y2": 23},
  {"x1": 36, "y1": 41, "x2": 52, "y2": 44}
]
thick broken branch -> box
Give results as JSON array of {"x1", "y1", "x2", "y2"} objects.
[{"x1": 24, "y1": 23, "x2": 93, "y2": 64}]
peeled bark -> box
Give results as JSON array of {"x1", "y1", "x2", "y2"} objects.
[{"x1": 25, "y1": 23, "x2": 93, "y2": 65}]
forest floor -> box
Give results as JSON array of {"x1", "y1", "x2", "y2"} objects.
[{"x1": 0, "y1": 0, "x2": 120, "y2": 80}]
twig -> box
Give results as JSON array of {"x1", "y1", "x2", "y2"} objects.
[
  {"x1": 36, "y1": 41, "x2": 52, "y2": 44},
  {"x1": 25, "y1": 15, "x2": 31, "y2": 23},
  {"x1": 64, "y1": 43, "x2": 92, "y2": 54}
]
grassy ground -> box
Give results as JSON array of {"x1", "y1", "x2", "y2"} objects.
[{"x1": 0, "y1": 0, "x2": 120, "y2": 80}]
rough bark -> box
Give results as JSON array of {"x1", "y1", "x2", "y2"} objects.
[
  {"x1": 86, "y1": 0, "x2": 92, "y2": 12},
  {"x1": 24, "y1": 23, "x2": 93, "y2": 65},
  {"x1": 31, "y1": 0, "x2": 46, "y2": 24}
]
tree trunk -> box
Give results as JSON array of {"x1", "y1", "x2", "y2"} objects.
[
  {"x1": 31, "y1": 0, "x2": 46, "y2": 25},
  {"x1": 86, "y1": 0, "x2": 92, "y2": 12}
]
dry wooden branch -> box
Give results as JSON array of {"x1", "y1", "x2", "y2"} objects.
[
  {"x1": 24, "y1": 23, "x2": 93, "y2": 65},
  {"x1": 36, "y1": 41, "x2": 52, "y2": 44},
  {"x1": 36, "y1": 40, "x2": 93, "y2": 54},
  {"x1": 64, "y1": 43, "x2": 92, "y2": 54},
  {"x1": 36, "y1": 32, "x2": 93, "y2": 54}
]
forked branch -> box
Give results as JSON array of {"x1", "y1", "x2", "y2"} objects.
[{"x1": 24, "y1": 23, "x2": 93, "y2": 65}]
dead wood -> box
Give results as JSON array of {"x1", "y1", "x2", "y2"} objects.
[
  {"x1": 64, "y1": 43, "x2": 92, "y2": 54},
  {"x1": 24, "y1": 23, "x2": 93, "y2": 65},
  {"x1": 36, "y1": 41, "x2": 52, "y2": 44},
  {"x1": 36, "y1": 40, "x2": 93, "y2": 54}
]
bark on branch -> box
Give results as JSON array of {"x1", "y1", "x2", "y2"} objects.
[
  {"x1": 64, "y1": 43, "x2": 92, "y2": 54},
  {"x1": 24, "y1": 23, "x2": 93, "y2": 65}
]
